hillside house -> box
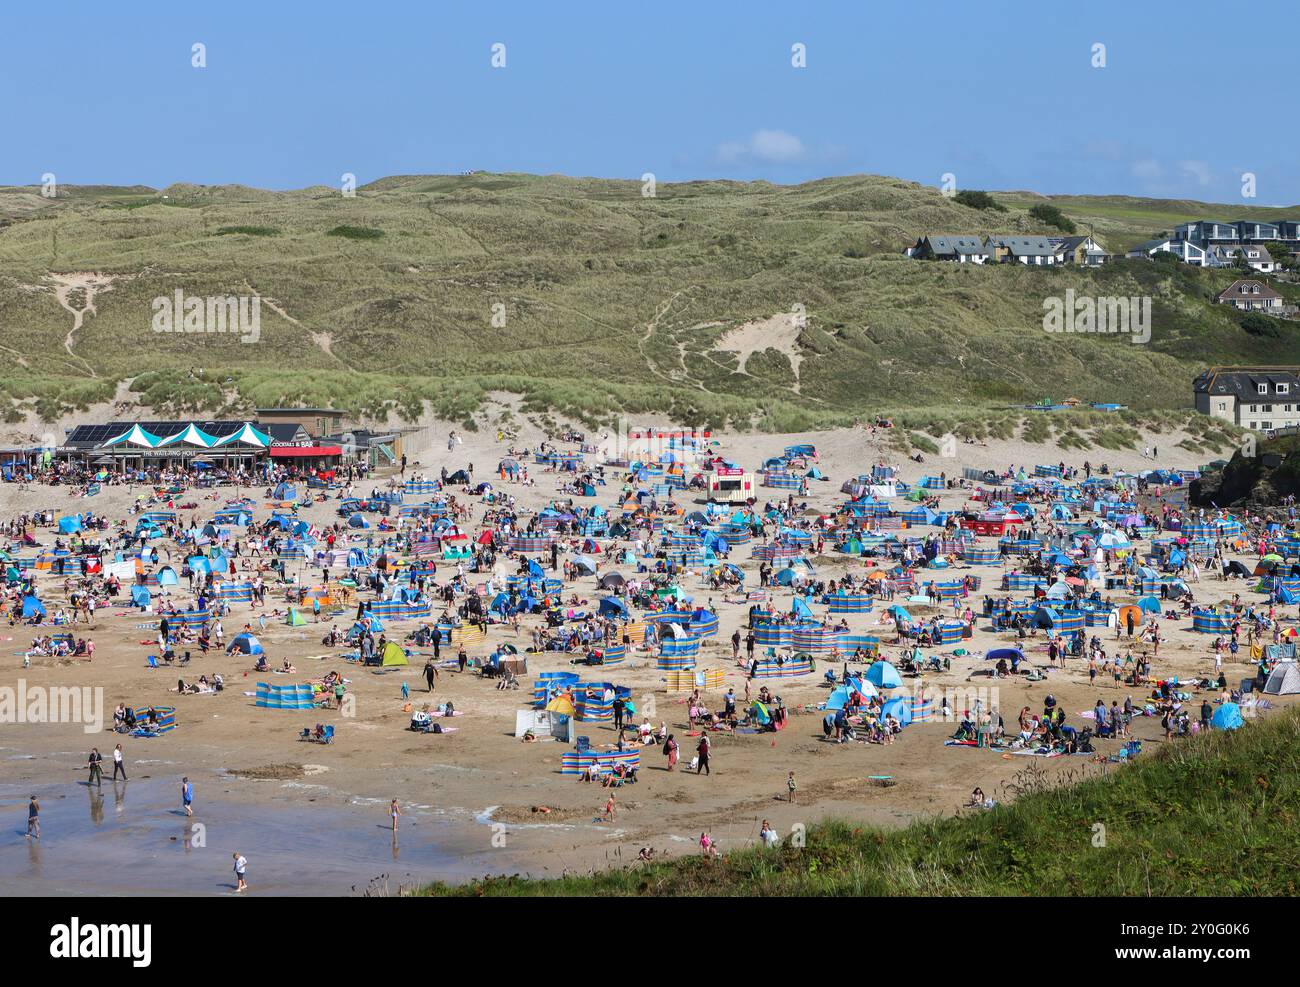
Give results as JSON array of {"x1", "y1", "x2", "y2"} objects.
[
  {"x1": 1208, "y1": 244, "x2": 1276, "y2": 273},
  {"x1": 1215, "y1": 279, "x2": 1283, "y2": 311},
  {"x1": 1126, "y1": 238, "x2": 1209, "y2": 266},
  {"x1": 1051, "y1": 234, "x2": 1108, "y2": 266},
  {"x1": 1194, "y1": 367, "x2": 1300, "y2": 432},
  {"x1": 988, "y1": 236, "x2": 1058, "y2": 266},
  {"x1": 906, "y1": 235, "x2": 990, "y2": 263}
]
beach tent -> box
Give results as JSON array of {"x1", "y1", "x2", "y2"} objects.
[
  {"x1": 226, "y1": 632, "x2": 264, "y2": 655},
  {"x1": 865, "y1": 660, "x2": 902, "y2": 689},
  {"x1": 986, "y1": 647, "x2": 1024, "y2": 664},
  {"x1": 381, "y1": 641, "x2": 409, "y2": 667},
  {"x1": 58, "y1": 515, "x2": 83, "y2": 534},
  {"x1": 1210, "y1": 702, "x2": 1244, "y2": 731},
  {"x1": 1045, "y1": 580, "x2": 1070, "y2": 599},
  {"x1": 355, "y1": 614, "x2": 385, "y2": 634},
  {"x1": 21, "y1": 595, "x2": 46, "y2": 619},
  {"x1": 1137, "y1": 596, "x2": 1161, "y2": 614},
  {"x1": 1116, "y1": 605, "x2": 1142, "y2": 629},
  {"x1": 156, "y1": 565, "x2": 179, "y2": 586},
  {"x1": 826, "y1": 686, "x2": 855, "y2": 711},
  {"x1": 286, "y1": 607, "x2": 308, "y2": 627},
  {"x1": 598, "y1": 596, "x2": 630, "y2": 620},
  {"x1": 571, "y1": 555, "x2": 598, "y2": 576},
  {"x1": 130, "y1": 584, "x2": 151, "y2": 608},
  {"x1": 1264, "y1": 663, "x2": 1300, "y2": 695},
  {"x1": 880, "y1": 696, "x2": 914, "y2": 727},
  {"x1": 791, "y1": 596, "x2": 815, "y2": 620}
]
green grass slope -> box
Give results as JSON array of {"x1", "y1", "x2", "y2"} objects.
[
  {"x1": 416, "y1": 708, "x2": 1300, "y2": 897},
  {"x1": 1, "y1": 174, "x2": 1298, "y2": 426}
]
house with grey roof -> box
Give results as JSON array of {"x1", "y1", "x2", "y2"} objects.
[
  {"x1": 1051, "y1": 234, "x2": 1108, "y2": 266},
  {"x1": 988, "y1": 236, "x2": 1058, "y2": 266},
  {"x1": 1194, "y1": 367, "x2": 1300, "y2": 432},
  {"x1": 1208, "y1": 244, "x2": 1276, "y2": 273},
  {"x1": 905, "y1": 235, "x2": 991, "y2": 263}
]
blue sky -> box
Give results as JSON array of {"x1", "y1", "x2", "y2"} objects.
[{"x1": 3, "y1": 1, "x2": 1297, "y2": 203}]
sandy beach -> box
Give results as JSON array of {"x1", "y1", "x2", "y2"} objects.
[{"x1": 0, "y1": 415, "x2": 1290, "y2": 895}]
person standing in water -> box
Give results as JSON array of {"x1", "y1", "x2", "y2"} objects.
[
  {"x1": 181, "y1": 776, "x2": 194, "y2": 817},
  {"x1": 86, "y1": 747, "x2": 103, "y2": 788},
  {"x1": 112, "y1": 743, "x2": 127, "y2": 781},
  {"x1": 232, "y1": 851, "x2": 248, "y2": 892},
  {"x1": 390, "y1": 798, "x2": 401, "y2": 833},
  {"x1": 26, "y1": 795, "x2": 40, "y2": 839}
]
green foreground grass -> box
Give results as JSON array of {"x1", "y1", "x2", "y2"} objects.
[{"x1": 415, "y1": 708, "x2": 1300, "y2": 897}]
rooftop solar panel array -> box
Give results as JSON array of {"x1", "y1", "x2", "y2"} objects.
[{"x1": 64, "y1": 421, "x2": 262, "y2": 447}]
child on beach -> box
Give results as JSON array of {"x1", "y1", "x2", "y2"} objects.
[
  {"x1": 787, "y1": 770, "x2": 797, "y2": 803},
  {"x1": 181, "y1": 777, "x2": 193, "y2": 817},
  {"x1": 233, "y1": 852, "x2": 248, "y2": 892},
  {"x1": 390, "y1": 798, "x2": 401, "y2": 832}
]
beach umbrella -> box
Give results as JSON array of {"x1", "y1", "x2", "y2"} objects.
[{"x1": 545, "y1": 695, "x2": 576, "y2": 716}]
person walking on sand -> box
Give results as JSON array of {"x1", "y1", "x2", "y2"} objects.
[
  {"x1": 232, "y1": 852, "x2": 248, "y2": 892},
  {"x1": 26, "y1": 795, "x2": 40, "y2": 839},
  {"x1": 390, "y1": 798, "x2": 401, "y2": 833},
  {"x1": 424, "y1": 659, "x2": 438, "y2": 692},
  {"x1": 86, "y1": 747, "x2": 103, "y2": 788},
  {"x1": 787, "y1": 770, "x2": 797, "y2": 803},
  {"x1": 696, "y1": 734, "x2": 711, "y2": 776},
  {"x1": 181, "y1": 776, "x2": 194, "y2": 817},
  {"x1": 602, "y1": 792, "x2": 616, "y2": 821},
  {"x1": 112, "y1": 743, "x2": 127, "y2": 781},
  {"x1": 663, "y1": 733, "x2": 679, "y2": 771}
]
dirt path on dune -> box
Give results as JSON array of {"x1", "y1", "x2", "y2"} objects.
[{"x1": 48, "y1": 272, "x2": 121, "y2": 375}]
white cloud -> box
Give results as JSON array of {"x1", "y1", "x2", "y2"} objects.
[
  {"x1": 717, "y1": 129, "x2": 806, "y2": 165},
  {"x1": 1178, "y1": 160, "x2": 1213, "y2": 187},
  {"x1": 1131, "y1": 159, "x2": 1163, "y2": 180}
]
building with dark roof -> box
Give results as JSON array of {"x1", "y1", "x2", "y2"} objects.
[
  {"x1": 1214, "y1": 279, "x2": 1283, "y2": 310},
  {"x1": 60, "y1": 420, "x2": 272, "y2": 467},
  {"x1": 255, "y1": 407, "x2": 347, "y2": 437},
  {"x1": 1194, "y1": 367, "x2": 1300, "y2": 432}
]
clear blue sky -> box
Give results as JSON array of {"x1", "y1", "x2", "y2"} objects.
[{"x1": 4, "y1": 1, "x2": 1297, "y2": 203}]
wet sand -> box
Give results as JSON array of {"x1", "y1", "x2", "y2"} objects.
[{"x1": 0, "y1": 776, "x2": 506, "y2": 896}]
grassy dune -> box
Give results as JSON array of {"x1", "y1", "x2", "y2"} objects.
[
  {"x1": 415, "y1": 707, "x2": 1300, "y2": 897},
  {"x1": 1, "y1": 174, "x2": 1298, "y2": 425}
]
